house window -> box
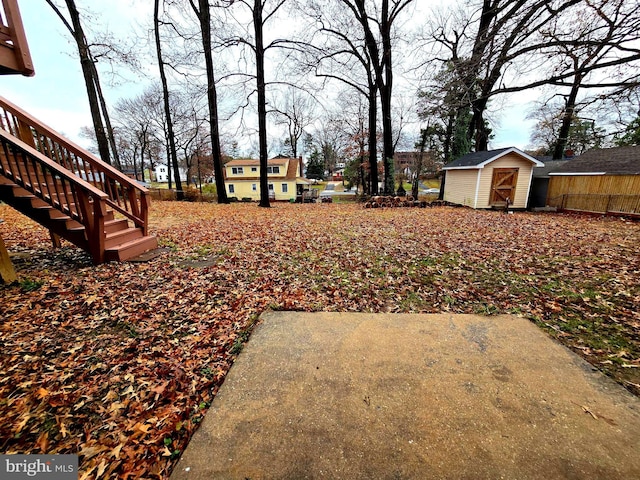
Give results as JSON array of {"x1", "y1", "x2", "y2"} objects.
[
  {"x1": 228, "y1": 184, "x2": 235, "y2": 193},
  {"x1": 268, "y1": 183, "x2": 274, "y2": 191},
  {"x1": 281, "y1": 183, "x2": 288, "y2": 193},
  {"x1": 231, "y1": 167, "x2": 243, "y2": 175},
  {"x1": 252, "y1": 183, "x2": 257, "y2": 191},
  {"x1": 266, "y1": 166, "x2": 280, "y2": 174},
  {"x1": 251, "y1": 167, "x2": 258, "y2": 172}
]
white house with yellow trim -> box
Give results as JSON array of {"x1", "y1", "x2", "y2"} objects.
[
  {"x1": 442, "y1": 147, "x2": 544, "y2": 209},
  {"x1": 223, "y1": 156, "x2": 311, "y2": 201}
]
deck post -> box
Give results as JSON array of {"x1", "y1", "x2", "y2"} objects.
[
  {"x1": 0, "y1": 231, "x2": 17, "y2": 284},
  {"x1": 50, "y1": 231, "x2": 62, "y2": 248}
]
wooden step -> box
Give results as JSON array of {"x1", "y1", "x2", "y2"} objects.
[
  {"x1": 104, "y1": 218, "x2": 129, "y2": 234},
  {"x1": 104, "y1": 235, "x2": 158, "y2": 262},
  {"x1": 105, "y1": 227, "x2": 143, "y2": 249},
  {"x1": 51, "y1": 216, "x2": 85, "y2": 231}
]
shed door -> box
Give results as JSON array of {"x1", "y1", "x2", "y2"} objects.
[{"x1": 490, "y1": 168, "x2": 518, "y2": 206}]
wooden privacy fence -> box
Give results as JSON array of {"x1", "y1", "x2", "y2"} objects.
[{"x1": 549, "y1": 194, "x2": 640, "y2": 216}]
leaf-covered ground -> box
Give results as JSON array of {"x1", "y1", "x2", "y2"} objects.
[{"x1": 1, "y1": 201, "x2": 639, "y2": 478}]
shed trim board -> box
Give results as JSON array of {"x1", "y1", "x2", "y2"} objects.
[{"x1": 523, "y1": 169, "x2": 535, "y2": 209}]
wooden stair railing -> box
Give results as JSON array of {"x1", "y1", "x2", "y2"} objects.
[
  {"x1": 0, "y1": 96, "x2": 150, "y2": 235},
  {"x1": 0, "y1": 128, "x2": 108, "y2": 262},
  {"x1": 0, "y1": 96, "x2": 157, "y2": 263}
]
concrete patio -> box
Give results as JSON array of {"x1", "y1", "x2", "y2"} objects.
[{"x1": 171, "y1": 312, "x2": 640, "y2": 480}]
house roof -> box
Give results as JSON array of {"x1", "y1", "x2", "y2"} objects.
[
  {"x1": 226, "y1": 157, "x2": 289, "y2": 167},
  {"x1": 223, "y1": 157, "x2": 304, "y2": 182},
  {"x1": 532, "y1": 160, "x2": 569, "y2": 178},
  {"x1": 285, "y1": 157, "x2": 299, "y2": 179},
  {"x1": 443, "y1": 147, "x2": 544, "y2": 170},
  {"x1": 548, "y1": 146, "x2": 640, "y2": 175}
]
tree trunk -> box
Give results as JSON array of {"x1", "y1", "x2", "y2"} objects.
[
  {"x1": 412, "y1": 128, "x2": 428, "y2": 200},
  {"x1": 154, "y1": 0, "x2": 184, "y2": 199},
  {"x1": 380, "y1": 84, "x2": 394, "y2": 194},
  {"x1": 469, "y1": 96, "x2": 490, "y2": 151},
  {"x1": 194, "y1": 0, "x2": 229, "y2": 203},
  {"x1": 254, "y1": 0, "x2": 270, "y2": 208},
  {"x1": 64, "y1": 0, "x2": 111, "y2": 164},
  {"x1": 380, "y1": 0, "x2": 395, "y2": 195},
  {"x1": 88, "y1": 53, "x2": 121, "y2": 169},
  {"x1": 139, "y1": 126, "x2": 148, "y2": 182},
  {"x1": 552, "y1": 74, "x2": 582, "y2": 160},
  {"x1": 443, "y1": 111, "x2": 454, "y2": 163},
  {"x1": 367, "y1": 84, "x2": 379, "y2": 195}
]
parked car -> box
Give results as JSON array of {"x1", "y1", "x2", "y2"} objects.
[{"x1": 423, "y1": 188, "x2": 440, "y2": 194}]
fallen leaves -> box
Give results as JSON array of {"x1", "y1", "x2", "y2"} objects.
[{"x1": 0, "y1": 201, "x2": 639, "y2": 478}]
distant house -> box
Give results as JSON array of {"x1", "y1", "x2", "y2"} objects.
[
  {"x1": 442, "y1": 147, "x2": 544, "y2": 209},
  {"x1": 155, "y1": 164, "x2": 187, "y2": 183},
  {"x1": 223, "y1": 156, "x2": 310, "y2": 201},
  {"x1": 394, "y1": 150, "x2": 440, "y2": 175},
  {"x1": 546, "y1": 146, "x2": 640, "y2": 215}
]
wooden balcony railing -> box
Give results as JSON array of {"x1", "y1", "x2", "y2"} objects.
[{"x1": 0, "y1": 0, "x2": 34, "y2": 76}]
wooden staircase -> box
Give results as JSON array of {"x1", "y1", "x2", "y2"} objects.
[{"x1": 0, "y1": 96, "x2": 157, "y2": 263}]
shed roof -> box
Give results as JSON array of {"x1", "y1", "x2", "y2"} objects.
[
  {"x1": 549, "y1": 146, "x2": 640, "y2": 175},
  {"x1": 443, "y1": 147, "x2": 543, "y2": 170},
  {"x1": 532, "y1": 160, "x2": 569, "y2": 178}
]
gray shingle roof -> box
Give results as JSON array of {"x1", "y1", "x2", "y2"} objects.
[
  {"x1": 444, "y1": 148, "x2": 511, "y2": 168},
  {"x1": 549, "y1": 146, "x2": 640, "y2": 175},
  {"x1": 533, "y1": 160, "x2": 569, "y2": 178}
]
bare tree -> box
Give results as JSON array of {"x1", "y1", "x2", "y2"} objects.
[
  {"x1": 46, "y1": 0, "x2": 117, "y2": 166},
  {"x1": 188, "y1": 0, "x2": 229, "y2": 203},
  {"x1": 272, "y1": 87, "x2": 316, "y2": 159},
  {"x1": 341, "y1": 91, "x2": 370, "y2": 194},
  {"x1": 154, "y1": 0, "x2": 184, "y2": 199},
  {"x1": 536, "y1": 0, "x2": 640, "y2": 158},
  {"x1": 114, "y1": 89, "x2": 160, "y2": 181},
  {"x1": 426, "y1": 0, "x2": 640, "y2": 152},
  {"x1": 223, "y1": 0, "x2": 293, "y2": 207},
  {"x1": 300, "y1": 0, "x2": 380, "y2": 194},
  {"x1": 338, "y1": 0, "x2": 416, "y2": 193}
]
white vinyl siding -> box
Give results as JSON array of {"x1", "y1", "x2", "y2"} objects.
[{"x1": 443, "y1": 170, "x2": 479, "y2": 207}]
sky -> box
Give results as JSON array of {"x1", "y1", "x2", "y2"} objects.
[
  {"x1": 1, "y1": 0, "x2": 537, "y2": 154},
  {"x1": 1, "y1": 1, "x2": 148, "y2": 147}
]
